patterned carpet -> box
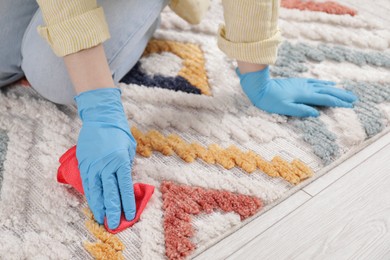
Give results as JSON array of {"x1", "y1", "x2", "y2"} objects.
[{"x1": 1, "y1": 0, "x2": 390, "y2": 259}]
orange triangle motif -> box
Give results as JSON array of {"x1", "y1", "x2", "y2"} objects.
[{"x1": 161, "y1": 181, "x2": 263, "y2": 259}]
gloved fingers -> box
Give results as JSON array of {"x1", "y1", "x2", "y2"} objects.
[
  {"x1": 102, "y1": 170, "x2": 122, "y2": 230},
  {"x1": 308, "y1": 93, "x2": 354, "y2": 108},
  {"x1": 307, "y1": 79, "x2": 336, "y2": 86},
  {"x1": 279, "y1": 103, "x2": 320, "y2": 117},
  {"x1": 315, "y1": 87, "x2": 357, "y2": 103},
  {"x1": 88, "y1": 173, "x2": 105, "y2": 224},
  {"x1": 117, "y1": 161, "x2": 136, "y2": 221}
]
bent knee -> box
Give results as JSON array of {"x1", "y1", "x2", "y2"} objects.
[
  {"x1": 21, "y1": 51, "x2": 76, "y2": 105},
  {"x1": 26, "y1": 77, "x2": 76, "y2": 105}
]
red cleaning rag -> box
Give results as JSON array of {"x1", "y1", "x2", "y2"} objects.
[{"x1": 57, "y1": 146, "x2": 155, "y2": 234}]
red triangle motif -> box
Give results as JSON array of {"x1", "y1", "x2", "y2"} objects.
[
  {"x1": 281, "y1": 0, "x2": 357, "y2": 16},
  {"x1": 161, "y1": 181, "x2": 263, "y2": 259}
]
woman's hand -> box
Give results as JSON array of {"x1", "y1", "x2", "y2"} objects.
[
  {"x1": 236, "y1": 66, "x2": 357, "y2": 117},
  {"x1": 75, "y1": 88, "x2": 136, "y2": 229}
]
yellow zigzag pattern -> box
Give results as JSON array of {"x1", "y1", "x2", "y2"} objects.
[
  {"x1": 131, "y1": 127, "x2": 313, "y2": 185},
  {"x1": 81, "y1": 128, "x2": 313, "y2": 258},
  {"x1": 143, "y1": 39, "x2": 211, "y2": 96},
  {"x1": 83, "y1": 208, "x2": 125, "y2": 260}
]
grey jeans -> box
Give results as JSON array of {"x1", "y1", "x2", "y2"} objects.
[{"x1": 0, "y1": 0, "x2": 168, "y2": 105}]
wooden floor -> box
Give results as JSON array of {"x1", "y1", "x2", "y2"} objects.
[{"x1": 195, "y1": 132, "x2": 390, "y2": 260}]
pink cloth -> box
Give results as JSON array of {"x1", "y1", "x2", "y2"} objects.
[{"x1": 57, "y1": 146, "x2": 155, "y2": 234}]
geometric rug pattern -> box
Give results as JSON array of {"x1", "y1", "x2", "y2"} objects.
[
  {"x1": 161, "y1": 181, "x2": 262, "y2": 259},
  {"x1": 121, "y1": 39, "x2": 210, "y2": 95},
  {"x1": 1, "y1": 0, "x2": 389, "y2": 259}
]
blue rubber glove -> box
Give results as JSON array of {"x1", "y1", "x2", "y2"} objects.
[
  {"x1": 236, "y1": 66, "x2": 357, "y2": 117},
  {"x1": 75, "y1": 88, "x2": 136, "y2": 229}
]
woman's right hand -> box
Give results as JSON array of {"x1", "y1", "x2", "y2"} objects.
[{"x1": 75, "y1": 88, "x2": 136, "y2": 229}]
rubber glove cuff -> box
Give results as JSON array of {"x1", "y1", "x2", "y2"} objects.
[
  {"x1": 236, "y1": 66, "x2": 271, "y2": 106},
  {"x1": 75, "y1": 88, "x2": 129, "y2": 128}
]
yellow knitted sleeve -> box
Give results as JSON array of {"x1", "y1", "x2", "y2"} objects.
[
  {"x1": 218, "y1": 0, "x2": 282, "y2": 65},
  {"x1": 169, "y1": 0, "x2": 210, "y2": 24},
  {"x1": 36, "y1": 0, "x2": 111, "y2": 57}
]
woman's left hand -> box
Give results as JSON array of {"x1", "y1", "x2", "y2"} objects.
[{"x1": 236, "y1": 66, "x2": 358, "y2": 117}]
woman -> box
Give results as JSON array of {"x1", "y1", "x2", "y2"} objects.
[{"x1": 0, "y1": 0, "x2": 356, "y2": 230}]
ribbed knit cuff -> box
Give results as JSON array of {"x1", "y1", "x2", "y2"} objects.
[
  {"x1": 217, "y1": 0, "x2": 282, "y2": 65},
  {"x1": 37, "y1": 7, "x2": 111, "y2": 57},
  {"x1": 218, "y1": 26, "x2": 282, "y2": 65}
]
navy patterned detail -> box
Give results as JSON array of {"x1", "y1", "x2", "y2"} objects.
[{"x1": 120, "y1": 62, "x2": 201, "y2": 95}]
